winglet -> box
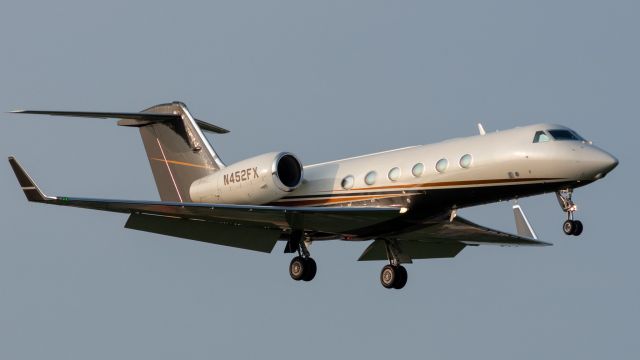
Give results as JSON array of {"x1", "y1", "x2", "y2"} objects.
[
  {"x1": 513, "y1": 204, "x2": 538, "y2": 240},
  {"x1": 8, "y1": 157, "x2": 54, "y2": 202}
]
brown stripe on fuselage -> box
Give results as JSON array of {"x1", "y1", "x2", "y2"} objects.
[
  {"x1": 349, "y1": 177, "x2": 561, "y2": 191},
  {"x1": 278, "y1": 177, "x2": 565, "y2": 206}
]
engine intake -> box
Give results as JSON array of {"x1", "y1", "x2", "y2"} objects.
[
  {"x1": 274, "y1": 153, "x2": 303, "y2": 191},
  {"x1": 189, "y1": 152, "x2": 303, "y2": 204}
]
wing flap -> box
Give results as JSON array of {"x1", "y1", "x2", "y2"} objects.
[
  {"x1": 125, "y1": 213, "x2": 280, "y2": 253},
  {"x1": 358, "y1": 240, "x2": 465, "y2": 261}
]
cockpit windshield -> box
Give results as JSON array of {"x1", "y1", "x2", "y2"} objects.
[
  {"x1": 533, "y1": 131, "x2": 550, "y2": 143},
  {"x1": 533, "y1": 129, "x2": 585, "y2": 143},
  {"x1": 548, "y1": 129, "x2": 585, "y2": 141}
]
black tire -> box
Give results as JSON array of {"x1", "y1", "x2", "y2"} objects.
[
  {"x1": 563, "y1": 220, "x2": 575, "y2": 235},
  {"x1": 289, "y1": 256, "x2": 306, "y2": 281},
  {"x1": 302, "y1": 257, "x2": 317, "y2": 281},
  {"x1": 380, "y1": 265, "x2": 396, "y2": 289},
  {"x1": 393, "y1": 266, "x2": 408, "y2": 289},
  {"x1": 572, "y1": 220, "x2": 584, "y2": 236}
]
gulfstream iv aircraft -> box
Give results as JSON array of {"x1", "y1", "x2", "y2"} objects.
[{"x1": 8, "y1": 102, "x2": 618, "y2": 289}]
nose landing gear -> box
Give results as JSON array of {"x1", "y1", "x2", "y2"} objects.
[
  {"x1": 557, "y1": 189, "x2": 584, "y2": 236},
  {"x1": 563, "y1": 219, "x2": 583, "y2": 236}
]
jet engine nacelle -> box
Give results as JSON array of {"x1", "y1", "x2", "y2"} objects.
[{"x1": 189, "y1": 152, "x2": 303, "y2": 204}]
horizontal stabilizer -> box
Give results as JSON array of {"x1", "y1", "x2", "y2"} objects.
[{"x1": 10, "y1": 108, "x2": 229, "y2": 134}]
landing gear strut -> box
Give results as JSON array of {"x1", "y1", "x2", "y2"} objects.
[
  {"x1": 287, "y1": 231, "x2": 317, "y2": 282},
  {"x1": 380, "y1": 239, "x2": 408, "y2": 289},
  {"x1": 556, "y1": 189, "x2": 584, "y2": 236}
]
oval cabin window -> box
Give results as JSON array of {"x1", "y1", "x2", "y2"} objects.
[
  {"x1": 435, "y1": 158, "x2": 448, "y2": 173},
  {"x1": 459, "y1": 154, "x2": 472, "y2": 168},
  {"x1": 364, "y1": 171, "x2": 377, "y2": 185},
  {"x1": 341, "y1": 175, "x2": 354, "y2": 190},
  {"x1": 388, "y1": 167, "x2": 401, "y2": 181},
  {"x1": 412, "y1": 163, "x2": 424, "y2": 177}
]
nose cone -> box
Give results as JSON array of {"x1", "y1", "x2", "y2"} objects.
[{"x1": 589, "y1": 148, "x2": 618, "y2": 180}]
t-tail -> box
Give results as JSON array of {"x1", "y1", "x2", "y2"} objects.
[{"x1": 10, "y1": 101, "x2": 228, "y2": 202}]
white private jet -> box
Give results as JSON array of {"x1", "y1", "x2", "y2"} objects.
[{"x1": 8, "y1": 102, "x2": 618, "y2": 289}]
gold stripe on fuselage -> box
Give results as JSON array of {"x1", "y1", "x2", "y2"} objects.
[
  {"x1": 275, "y1": 193, "x2": 413, "y2": 207},
  {"x1": 150, "y1": 158, "x2": 215, "y2": 170},
  {"x1": 278, "y1": 177, "x2": 565, "y2": 206}
]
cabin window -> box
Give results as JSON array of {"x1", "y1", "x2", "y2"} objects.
[
  {"x1": 341, "y1": 175, "x2": 354, "y2": 190},
  {"x1": 364, "y1": 171, "x2": 377, "y2": 185},
  {"x1": 459, "y1": 154, "x2": 473, "y2": 168},
  {"x1": 435, "y1": 158, "x2": 448, "y2": 173},
  {"x1": 388, "y1": 167, "x2": 401, "y2": 181},
  {"x1": 533, "y1": 131, "x2": 550, "y2": 143},
  {"x1": 412, "y1": 163, "x2": 424, "y2": 177}
]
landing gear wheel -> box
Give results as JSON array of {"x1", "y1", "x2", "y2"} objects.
[
  {"x1": 289, "y1": 256, "x2": 306, "y2": 281},
  {"x1": 572, "y1": 220, "x2": 583, "y2": 236},
  {"x1": 380, "y1": 265, "x2": 408, "y2": 289},
  {"x1": 563, "y1": 220, "x2": 584, "y2": 236},
  {"x1": 393, "y1": 266, "x2": 408, "y2": 289},
  {"x1": 302, "y1": 257, "x2": 317, "y2": 281},
  {"x1": 380, "y1": 265, "x2": 396, "y2": 289},
  {"x1": 563, "y1": 220, "x2": 576, "y2": 235},
  {"x1": 289, "y1": 256, "x2": 317, "y2": 282}
]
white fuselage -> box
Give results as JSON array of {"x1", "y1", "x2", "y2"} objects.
[{"x1": 273, "y1": 123, "x2": 617, "y2": 213}]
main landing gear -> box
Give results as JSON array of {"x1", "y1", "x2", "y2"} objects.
[
  {"x1": 289, "y1": 256, "x2": 317, "y2": 282},
  {"x1": 380, "y1": 239, "x2": 408, "y2": 290},
  {"x1": 380, "y1": 264, "x2": 408, "y2": 289},
  {"x1": 286, "y1": 232, "x2": 317, "y2": 282},
  {"x1": 557, "y1": 189, "x2": 584, "y2": 236}
]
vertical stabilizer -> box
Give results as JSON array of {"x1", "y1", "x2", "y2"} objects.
[{"x1": 136, "y1": 102, "x2": 224, "y2": 202}]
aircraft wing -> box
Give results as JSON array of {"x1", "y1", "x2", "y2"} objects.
[
  {"x1": 9, "y1": 157, "x2": 403, "y2": 253},
  {"x1": 359, "y1": 213, "x2": 550, "y2": 262}
]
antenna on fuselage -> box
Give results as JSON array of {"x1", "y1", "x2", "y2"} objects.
[{"x1": 477, "y1": 123, "x2": 486, "y2": 136}]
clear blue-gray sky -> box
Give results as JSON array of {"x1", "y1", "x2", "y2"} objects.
[{"x1": 1, "y1": 1, "x2": 637, "y2": 359}]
